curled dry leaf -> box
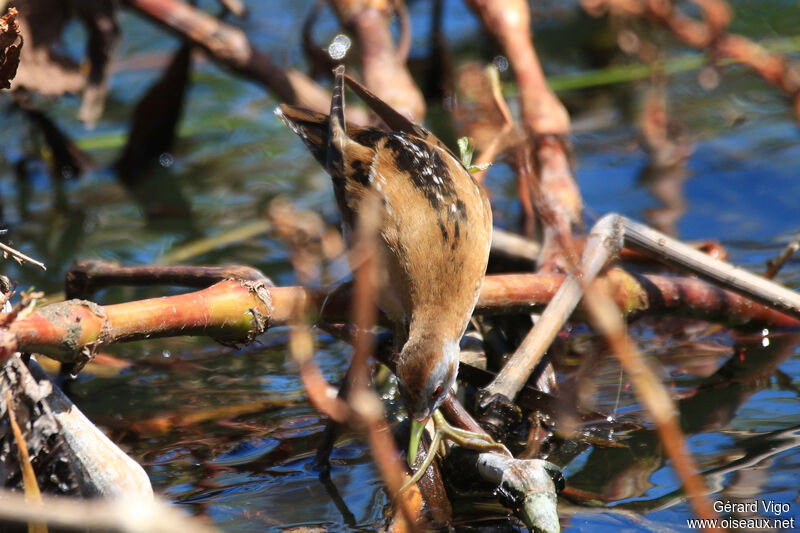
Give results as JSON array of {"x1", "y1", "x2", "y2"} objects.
[
  {"x1": 8, "y1": 0, "x2": 84, "y2": 95},
  {"x1": 0, "y1": 7, "x2": 23, "y2": 89},
  {"x1": 8, "y1": 0, "x2": 120, "y2": 124},
  {"x1": 453, "y1": 63, "x2": 519, "y2": 156}
]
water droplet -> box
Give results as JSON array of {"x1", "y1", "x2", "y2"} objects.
[
  {"x1": 328, "y1": 34, "x2": 351, "y2": 60},
  {"x1": 698, "y1": 66, "x2": 720, "y2": 90},
  {"x1": 162, "y1": 350, "x2": 171, "y2": 359},
  {"x1": 492, "y1": 55, "x2": 509, "y2": 72}
]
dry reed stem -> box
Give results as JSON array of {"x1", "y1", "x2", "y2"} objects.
[
  {"x1": 470, "y1": 66, "x2": 515, "y2": 185},
  {"x1": 765, "y1": 240, "x2": 800, "y2": 280},
  {"x1": 581, "y1": 281, "x2": 720, "y2": 530},
  {"x1": 283, "y1": 193, "x2": 424, "y2": 531},
  {"x1": 348, "y1": 195, "x2": 381, "y2": 390},
  {"x1": 350, "y1": 194, "x2": 422, "y2": 532},
  {"x1": 464, "y1": 0, "x2": 584, "y2": 245},
  {"x1": 0, "y1": 488, "x2": 220, "y2": 532},
  {"x1": 292, "y1": 321, "x2": 351, "y2": 423},
  {"x1": 5, "y1": 389, "x2": 47, "y2": 533}
]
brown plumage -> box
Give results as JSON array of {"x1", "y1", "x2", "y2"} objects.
[{"x1": 276, "y1": 66, "x2": 492, "y2": 441}]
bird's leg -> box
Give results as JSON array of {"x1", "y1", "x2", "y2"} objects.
[
  {"x1": 313, "y1": 353, "x2": 355, "y2": 476},
  {"x1": 430, "y1": 410, "x2": 510, "y2": 454}
]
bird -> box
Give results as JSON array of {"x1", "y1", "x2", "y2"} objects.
[{"x1": 276, "y1": 65, "x2": 493, "y2": 465}]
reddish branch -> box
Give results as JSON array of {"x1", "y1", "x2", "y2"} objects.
[
  {"x1": 463, "y1": 0, "x2": 583, "y2": 265},
  {"x1": 328, "y1": 0, "x2": 425, "y2": 122},
  {"x1": 65, "y1": 260, "x2": 269, "y2": 299},
  {"x1": 583, "y1": 0, "x2": 800, "y2": 119},
  {"x1": 464, "y1": 0, "x2": 569, "y2": 136},
  {"x1": 124, "y1": 0, "x2": 367, "y2": 124},
  {"x1": 2, "y1": 270, "x2": 798, "y2": 364}
]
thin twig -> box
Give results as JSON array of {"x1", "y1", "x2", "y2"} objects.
[
  {"x1": 6, "y1": 389, "x2": 47, "y2": 533},
  {"x1": 349, "y1": 193, "x2": 422, "y2": 531},
  {"x1": 490, "y1": 229, "x2": 540, "y2": 262},
  {"x1": 765, "y1": 240, "x2": 800, "y2": 280},
  {"x1": 619, "y1": 216, "x2": 800, "y2": 318},
  {"x1": 480, "y1": 215, "x2": 619, "y2": 403},
  {"x1": 393, "y1": 0, "x2": 411, "y2": 64},
  {"x1": 0, "y1": 242, "x2": 46, "y2": 271},
  {"x1": 65, "y1": 260, "x2": 269, "y2": 299}
]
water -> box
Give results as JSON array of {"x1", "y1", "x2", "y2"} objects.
[{"x1": 2, "y1": 1, "x2": 800, "y2": 531}]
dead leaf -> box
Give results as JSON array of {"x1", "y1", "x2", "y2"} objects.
[
  {"x1": 0, "y1": 7, "x2": 23, "y2": 89},
  {"x1": 8, "y1": 0, "x2": 84, "y2": 95},
  {"x1": 75, "y1": 0, "x2": 120, "y2": 127}
]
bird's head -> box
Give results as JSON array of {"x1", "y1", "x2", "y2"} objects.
[{"x1": 396, "y1": 336, "x2": 460, "y2": 465}]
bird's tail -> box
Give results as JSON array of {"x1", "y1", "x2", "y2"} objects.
[{"x1": 327, "y1": 65, "x2": 348, "y2": 175}]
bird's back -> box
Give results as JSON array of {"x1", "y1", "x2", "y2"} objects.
[{"x1": 277, "y1": 76, "x2": 492, "y2": 342}]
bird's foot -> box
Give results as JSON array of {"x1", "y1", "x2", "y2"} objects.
[
  {"x1": 401, "y1": 410, "x2": 510, "y2": 492},
  {"x1": 431, "y1": 410, "x2": 509, "y2": 454}
]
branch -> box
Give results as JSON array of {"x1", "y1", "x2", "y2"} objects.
[
  {"x1": 124, "y1": 0, "x2": 368, "y2": 123},
  {"x1": 2, "y1": 265, "x2": 798, "y2": 364},
  {"x1": 0, "y1": 240, "x2": 46, "y2": 271}
]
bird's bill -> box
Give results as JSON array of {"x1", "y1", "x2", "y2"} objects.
[{"x1": 408, "y1": 417, "x2": 427, "y2": 467}]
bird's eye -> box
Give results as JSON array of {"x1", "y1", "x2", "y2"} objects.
[{"x1": 431, "y1": 385, "x2": 443, "y2": 400}]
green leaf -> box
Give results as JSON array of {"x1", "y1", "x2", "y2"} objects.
[
  {"x1": 468, "y1": 162, "x2": 492, "y2": 173},
  {"x1": 458, "y1": 136, "x2": 475, "y2": 168}
]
